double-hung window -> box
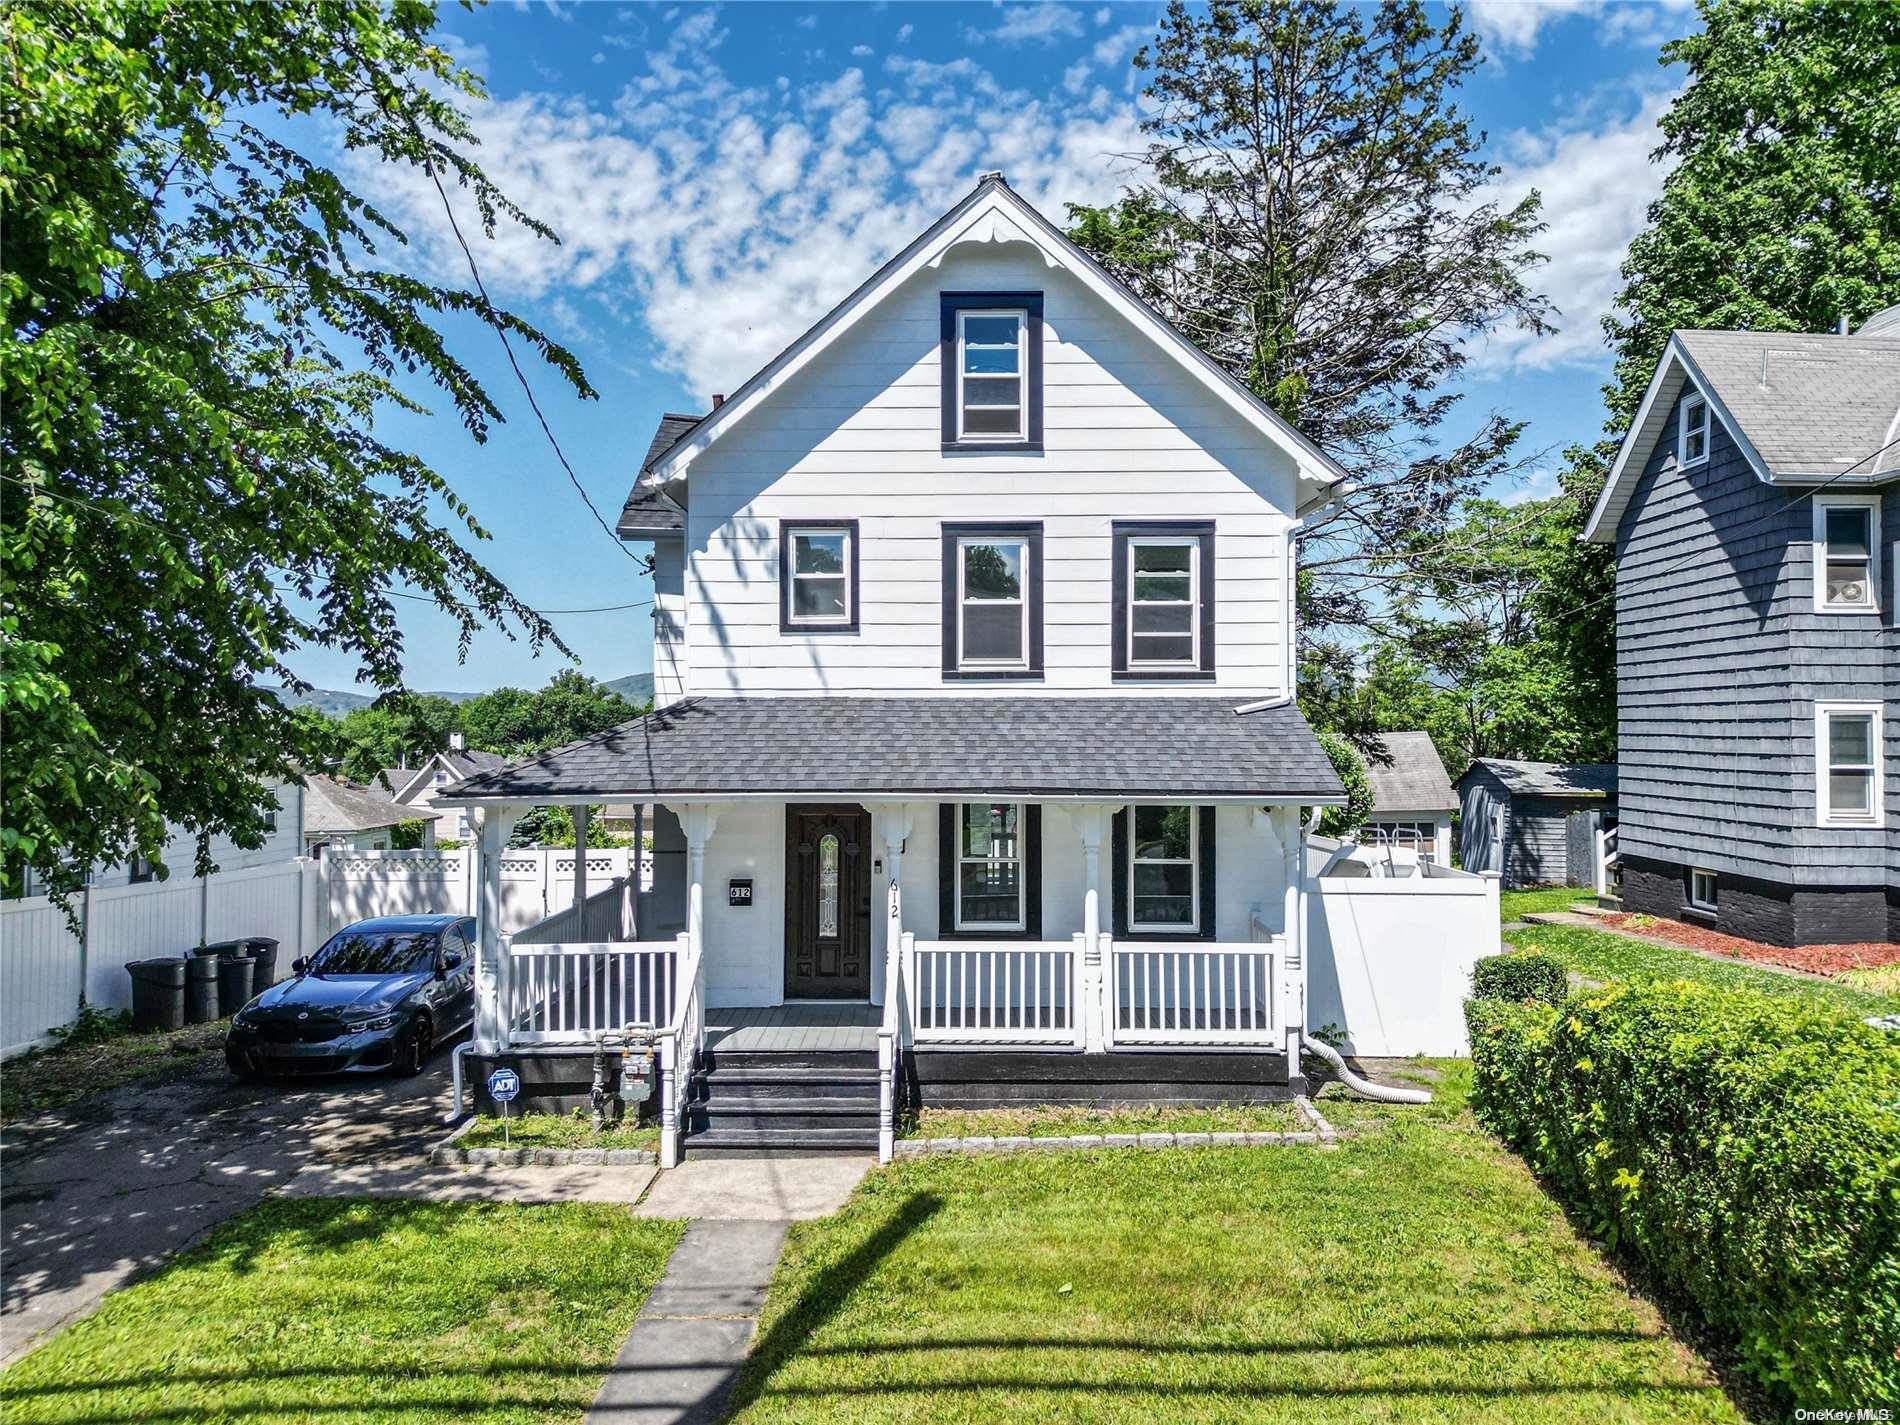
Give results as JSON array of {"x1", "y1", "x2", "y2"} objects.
[
  {"x1": 1678, "y1": 391, "x2": 1709, "y2": 467},
  {"x1": 1116, "y1": 805, "x2": 1215, "y2": 937},
  {"x1": 937, "y1": 803, "x2": 1041, "y2": 937},
  {"x1": 940, "y1": 292, "x2": 1043, "y2": 450},
  {"x1": 779, "y1": 520, "x2": 859, "y2": 632},
  {"x1": 1816, "y1": 703, "x2": 1883, "y2": 828},
  {"x1": 1112, "y1": 522, "x2": 1215, "y2": 679},
  {"x1": 1812, "y1": 496, "x2": 1879, "y2": 613},
  {"x1": 941, "y1": 523, "x2": 1043, "y2": 678}
]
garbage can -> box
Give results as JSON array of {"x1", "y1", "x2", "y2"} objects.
[
  {"x1": 127, "y1": 958, "x2": 188, "y2": 1032},
  {"x1": 184, "y1": 953, "x2": 220, "y2": 1024},
  {"x1": 245, "y1": 937, "x2": 281, "y2": 991},
  {"x1": 215, "y1": 953, "x2": 257, "y2": 1019},
  {"x1": 197, "y1": 939, "x2": 246, "y2": 959}
]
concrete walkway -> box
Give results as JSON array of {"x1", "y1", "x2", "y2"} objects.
[{"x1": 588, "y1": 1155, "x2": 873, "y2": 1425}]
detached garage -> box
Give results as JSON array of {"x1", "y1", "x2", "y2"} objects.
[{"x1": 1455, "y1": 759, "x2": 1617, "y2": 889}]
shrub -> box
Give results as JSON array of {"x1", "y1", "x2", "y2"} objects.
[
  {"x1": 1470, "y1": 952, "x2": 1568, "y2": 1006},
  {"x1": 1466, "y1": 982, "x2": 1900, "y2": 1410}
]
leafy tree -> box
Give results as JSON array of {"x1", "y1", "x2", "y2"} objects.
[
  {"x1": 2, "y1": 0, "x2": 589, "y2": 901},
  {"x1": 331, "y1": 695, "x2": 464, "y2": 784},
  {"x1": 1068, "y1": 0, "x2": 1551, "y2": 634},
  {"x1": 460, "y1": 671, "x2": 639, "y2": 759},
  {"x1": 1313, "y1": 731, "x2": 1372, "y2": 838}
]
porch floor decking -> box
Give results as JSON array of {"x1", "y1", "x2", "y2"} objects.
[{"x1": 703, "y1": 1004, "x2": 879, "y2": 1054}]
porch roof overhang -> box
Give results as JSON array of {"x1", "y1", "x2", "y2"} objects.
[{"x1": 437, "y1": 696, "x2": 1347, "y2": 807}]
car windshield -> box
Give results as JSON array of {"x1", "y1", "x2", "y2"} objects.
[{"x1": 306, "y1": 930, "x2": 438, "y2": 976}]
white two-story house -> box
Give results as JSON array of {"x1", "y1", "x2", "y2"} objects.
[{"x1": 439, "y1": 175, "x2": 1421, "y2": 1164}]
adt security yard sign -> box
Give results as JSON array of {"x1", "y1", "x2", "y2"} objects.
[{"x1": 487, "y1": 1067, "x2": 521, "y2": 1147}]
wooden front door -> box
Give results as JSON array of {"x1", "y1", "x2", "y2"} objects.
[{"x1": 784, "y1": 804, "x2": 873, "y2": 999}]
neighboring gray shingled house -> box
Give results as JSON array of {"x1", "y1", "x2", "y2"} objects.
[
  {"x1": 1359, "y1": 731, "x2": 1458, "y2": 862},
  {"x1": 1583, "y1": 309, "x2": 1900, "y2": 945},
  {"x1": 1454, "y1": 760, "x2": 1616, "y2": 888}
]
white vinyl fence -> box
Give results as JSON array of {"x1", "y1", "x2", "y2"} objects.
[{"x1": 2, "y1": 847, "x2": 654, "y2": 1057}]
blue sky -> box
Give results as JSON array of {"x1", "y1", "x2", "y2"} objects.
[{"x1": 284, "y1": 0, "x2": 1696, "y2": 696}]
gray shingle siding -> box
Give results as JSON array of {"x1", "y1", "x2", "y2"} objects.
[
  {"x1": 1455, "y1": 766, "x2": 1601, "y2": 887},
  {"x1": 1613, "y1": 386, "x2": 1898, "y2": 921}
]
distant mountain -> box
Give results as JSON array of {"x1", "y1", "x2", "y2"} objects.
[
  {"x1": 605, "y1": 672, "x2": 654, "y2": 706},
  {"x1": 269, "y1": 672, "x2": 652, "y2": 716}
]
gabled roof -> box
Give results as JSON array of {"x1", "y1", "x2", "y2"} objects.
[
  {"x1": 618, "y1": 413, "x2": 704, "y2": 536},
  {"x1": 624, "y1": 174, "x2": 1346, "y2": 532},
  {"x1": 435, "y1": 695, "x2": 1346, "y2": 803},
  {"x1": 303, "y1": 775, "x2": 418, "y2": 834},
  {"x1": 1455, "y1": 759, "x2": 1616, "y2": 799},
  {"x1": 1584, "y1": 319, "x2": 1900, "y2": 543},
  {"x1": 1361, "y1": 732, "x2": 1458, "y2": 816}
]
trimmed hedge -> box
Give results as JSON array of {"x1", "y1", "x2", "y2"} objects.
[
  {"x1": 1466, "y1": 981, "x2": 1900, "y2": 1411},
  {"x1": 1470, "y1": 952, "x2": 1568, "y2": 1006}
]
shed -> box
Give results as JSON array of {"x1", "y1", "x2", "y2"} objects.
[
  {"x1": 1454, "y1": 760, "x2": 1617, "y2": 888},
  {"x1": 1359, "y1": 732, "x2": 1459, "y2": 863}
]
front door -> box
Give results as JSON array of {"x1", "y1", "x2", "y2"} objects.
[{"x1": 784, "y1": 804, "x2": 872, "y2": 999}]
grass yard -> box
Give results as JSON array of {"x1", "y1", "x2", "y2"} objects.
[
  {"x1": 0, "y1": 1198, "x2": 684, "y2": 1425},
  {"x1": 1500, "y1": 885, "x2": 1594, "y2": 921},
  {"x1": 0, "y1": 1017, "x2": 230, "y2": 1125},
  {"x1": 459, "y1": 1111, "x2": 660, "y2": 1152},
  {"x1": 727, "y1": 1063, "x2": 1743, "y2": 1424},
  {"x1": 1512, "y1": 923, "x2": 1900, "y2": 1018},
  {"x1": 905, "y1": 1102, "x2": 1309, "y2": 1139}
]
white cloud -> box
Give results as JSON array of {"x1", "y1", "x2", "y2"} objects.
[
  {"x1": 850, "y1": 43, "x2": 874, "y2": 57},
  {"x1": 1091, "y1": 22, "x2": 1147, "y2": 67},
  {"x1": 1468, "y1": 87, "x2": 1676, "y2": 371},
  {"x1": 795, "y1": 12, "x2": 817, "y2": 28},
  {"x1": 351, "y1": 10, "x2": 1145, "y2": 401},
  {"x1": 970, "y1": 4, "x2": 1086, "y2": 45},
  {"x1": 1466, "y1": 0, "x2": 1696, "y2": 59},
  {"x1": 895, "y1": 21, "x2": 913, "y2": 42},
  {"x1": 1500, "y1": 466, "x2": 1563, "y2": 505}
]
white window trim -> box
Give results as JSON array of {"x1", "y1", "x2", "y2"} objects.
[
  {"x1": 955, "y1": 308, "x2": 1027, "y2": 442},
  {"x1": 1127, "y1": 804, "x2": 1200, "y2": 934},
  {"x1": 1811, "y1": 494, "x2": 1881, "y2": 615},
  {"x1": 1677, "y1": 391, "x2": 1709, "y2": 469},
  {"x1": 788, "y1": 525, "x2": 855, "y2": 627},
  {"x1": 957, "y1": 535, "x2": 1030, "y2": 670},
  {"x1": 1687, "y1": 867, "x2": 1718, "y2": 913},
  {"x1": 1815, "y1": 701, "x2": 1884, "y2": 829},
  {"x1": 1126, "y1": 536, "x2": 1201, "y2": 670},
  {"x1": 954, "y1": 802, "x2": 1026, "y2": 932}
]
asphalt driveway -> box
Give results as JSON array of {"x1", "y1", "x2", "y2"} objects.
[{"x1": 0, "y1": 1050, "x2": 459, "y2": 1367}]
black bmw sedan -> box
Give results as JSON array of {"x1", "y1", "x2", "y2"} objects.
[{"x1": 226, "y1": 914, "x2": 476, "y2": 1078}]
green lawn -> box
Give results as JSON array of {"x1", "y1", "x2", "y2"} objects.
[
  {"x1": 460, "y1": 1111, "x2": 660, "y2": 1152},
  {"x1": 906, "y1": 1102, "x2": 1308, "y2": 1139},
  {"x1": 0, "y1": 1198, "x2": 684, "y2": 1425},
  {"x1": 1511, "y1": 923, "x2": 1900, "y2": 1018},
  {"x1": 727, "y1": 1063, "x2": 1742, "y2": 1424},
  {"x1": 1500, "y1": 886, "x2": 1594, "y2": 921}
]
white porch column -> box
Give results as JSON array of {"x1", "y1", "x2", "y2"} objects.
[
  {"x1": 473, "y1": 805, "x2": 525, "y2": 1054},
  {"x1": 675, "y1": 804, "x2": 723, "y2": 985},
  {"x1": 1275, "y1": 805, "x2": 1306, "y2": 1076},
  {"x1": 876, "y1": 805, "x2": 917, "y2": 1011},
  {"x1": 1075, "y1": 804, "x2": 1110, "y2": 1053},
  {"x1": 572, "y1": 804, "x2": 590, "y2": 911}
]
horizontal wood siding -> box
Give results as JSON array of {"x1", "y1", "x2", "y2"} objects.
[
  {"x1": 680, "y1": 248, "x2": 1298, "y2": 697},
  {"x1": 1614, "y1": 388, "x2": 1896, "y2": 889},
  {"x1": 651, "y1": 541, "x2": 688, "y2": 709},
  {"x1": 1505, "y1": 798, "x2": 1576, "y2": 887}
]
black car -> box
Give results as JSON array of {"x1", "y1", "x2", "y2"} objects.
[{"x1": 227, "y1": 914, "x2": 476, "y2": 1078}]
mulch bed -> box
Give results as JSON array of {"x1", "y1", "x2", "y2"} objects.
[{"x1": 1603, "y1": 913, "x2": 1900, "y2": 976}]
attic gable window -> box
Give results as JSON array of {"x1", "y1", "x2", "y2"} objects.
[
  {"x1": 1813, "y1": 496, "x2": 1879, "y2": 613},
  {"x1": 1677, "y1": 392, "x2": 1709, "y2": 467},
  {"x1": 940, "y1": 292, "x2": 1044, "y2": 451}
]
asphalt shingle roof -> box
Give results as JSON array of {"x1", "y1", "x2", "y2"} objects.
[
  {"x1": 1458, "y1": 759, "x2": 1616, "y2": 799},
  {"x1": 618, "y1": 412, "x2": 704, "y2": 536},
  {"x1": 303, "y1": 775, "x2": 419, "y2": 834},
  {"x1": 1362, "y1": 732, "x2": 1458, "y2": 816},
  {"x1": 441, "y1": 697, "x2": 1345, "y2": 801},
  {"x1": 1678, "y1": 328, "x2": 1900, "y2": 478}
]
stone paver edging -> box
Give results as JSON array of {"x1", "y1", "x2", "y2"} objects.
[
  {"x1": 894, "y1": 1096, "x2": 1338, "y2": 1157},
  {"x1": 429, "y1": 1116, "x2": 658, "y2": 1167}
]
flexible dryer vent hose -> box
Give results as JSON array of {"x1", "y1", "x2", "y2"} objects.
[{"x1": 1302, "y1": 1034, "x2": 1433, "y2": 1104}]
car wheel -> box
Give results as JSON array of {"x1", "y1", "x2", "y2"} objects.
[{"x1": 392, "y1": 1022, "x2": 430, "y2": 1077}]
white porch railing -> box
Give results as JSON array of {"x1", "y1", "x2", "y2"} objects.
[
  {"x1": 905, "y1": 936, "x2": 1085, "y2": 1047},
  {"x1": 657, "y1": 931, "x2": 702, "y2": 1169},
  {"x1": 1105, "y1": 941, "x2": 1282, "y2": 1047},
  {"x1": 511, "y1": 874, "x2": 636, "y2": 947},
  {"x1": 504, "y1": 941, "x2": 677, "y2": 1044}
]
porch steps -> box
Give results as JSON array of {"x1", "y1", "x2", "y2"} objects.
[{"x1": 684, "y1": 1049, "x2": 881, "y2": 1155}]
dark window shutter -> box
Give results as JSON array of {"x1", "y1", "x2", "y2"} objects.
[
  {"x1": 1110, "y1": 807, "x2": 1128, "y2": 936},
  {"x1": 1025, "y1": 805, "x2": 1043, "y2": 938},
  {"x1": 1196, "y1": 805, "x2": 1217, "y2": 941},
  {"x1": 937, "y1": 803, "x2": 955, "y2": 935}
]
